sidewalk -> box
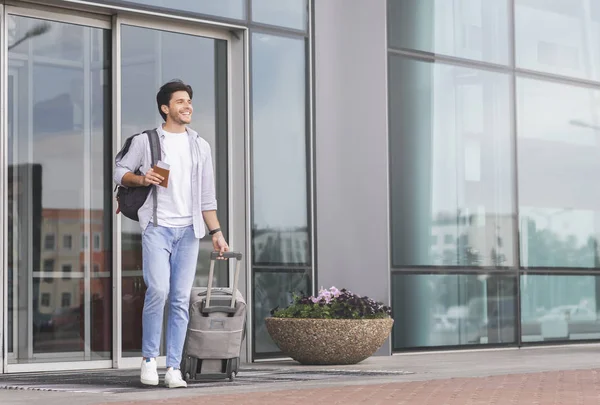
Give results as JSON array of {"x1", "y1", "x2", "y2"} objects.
[
  {"x1": 1, "y1": 345, "x2": 600, "y2": 404},
  {"x1": 106, "y1": 369, "x2": 600, "y2": 405}
]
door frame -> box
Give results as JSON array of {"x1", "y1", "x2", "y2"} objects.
[
  {"x1": 1, "y1": 2, "x2": 113, "y2": 375},
  {"x1": 112, "y1": 13, "x2": 248, "y2": 370},
  {"x1": 1, "y1": 1, "x2": 250, "y2": 373}
]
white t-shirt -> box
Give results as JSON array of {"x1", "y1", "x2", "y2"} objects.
[{"x1": 155, "y1": 130, "x2": 193, "y2": 227}]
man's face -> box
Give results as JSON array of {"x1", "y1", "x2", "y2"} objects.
[{"x1": 164, "y1": 90, "x2": 193, "y2": 125}]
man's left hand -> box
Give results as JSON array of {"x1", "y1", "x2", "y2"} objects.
[{"x1": 212, "y1": 232, "x2": 229, "y2": 259}]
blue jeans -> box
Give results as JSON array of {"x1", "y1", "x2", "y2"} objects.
[{"x1": 141, "y1": 224, "x2": 199, "y2": 368}]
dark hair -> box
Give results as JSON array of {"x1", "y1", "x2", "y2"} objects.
[{"x1": 156, "y1": 79, "x2": 193, "y2": 121}]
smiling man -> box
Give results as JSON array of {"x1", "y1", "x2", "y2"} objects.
[{"x1": 114, "y1": 79, "x2": 229, "y2": 388}]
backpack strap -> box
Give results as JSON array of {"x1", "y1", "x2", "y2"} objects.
[{"x1": 146, "y1": 129, "x2": 161, "y2": 227}]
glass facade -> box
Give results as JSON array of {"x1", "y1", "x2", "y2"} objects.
[
  {"x1": 2, "y1": 0, "x2": 312, "y2": 369},
  {"x1": 389, "y1": 0, "x2": 600, "y2": 350},
  {"x1": 3, "y1": 0, "x2": 600, "y2": 374}
]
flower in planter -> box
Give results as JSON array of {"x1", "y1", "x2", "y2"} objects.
[{"x1": 270, "y1": 286, "x2": 392, "y2": 319}]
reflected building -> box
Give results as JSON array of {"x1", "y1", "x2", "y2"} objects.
[
  {"x1": 253, "y1": 227, "x2": 309, "y2": 265},
  {"x1": 429, "y1": 213, "x2": 515, "y2": 267},
  {"x1": 35, "y1": 208, "x2": 110, "y2": 353}
]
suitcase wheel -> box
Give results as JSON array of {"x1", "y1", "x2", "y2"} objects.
[{"x1": 226, "y1": 358, "x2": 238, "y2": 381}]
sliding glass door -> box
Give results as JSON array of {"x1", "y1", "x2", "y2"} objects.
[
  {"x1": 118, "y1": 18, "x2": 230, "y2": 364},
  {"x1": 5, "y1": 9, "x2": 112, "y2": 367}
]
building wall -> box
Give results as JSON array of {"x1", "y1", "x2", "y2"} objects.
[{"x1": 314, "y1": 0, "x2": 391, "y2": 354}]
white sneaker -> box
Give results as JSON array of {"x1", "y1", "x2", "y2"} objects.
[
  {"x1": 165, "y1": 367, "x2": 187, "y2": 388},
  {"x1": 140, "y1": 358, "x2": 159, "y2": 386}
]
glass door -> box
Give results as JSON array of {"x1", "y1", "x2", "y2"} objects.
[
  {"x1": 117, "y1": 18, "x2": 230, "y2": 365},
  {"x1": 5, "y1": 7, "x2": 112, "y2": 369}
]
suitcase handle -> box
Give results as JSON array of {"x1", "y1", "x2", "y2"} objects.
[
  {"x1": 205, "y1": 251, "x2": 242, "y2": 310},
  {"x1": 210, "y1": 251, "x2": 242, "y2": 260}
]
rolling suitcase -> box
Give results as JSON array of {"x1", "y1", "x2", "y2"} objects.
[{"x1": 180, "y1": 251, "x2": 246, "y2": 381}]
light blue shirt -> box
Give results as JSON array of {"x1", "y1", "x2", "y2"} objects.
[{"x1": 113, "y1": 126, "x2": 217, "y2": 239}]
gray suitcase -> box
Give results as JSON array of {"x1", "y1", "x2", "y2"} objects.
[{"x1": 180, "y1": 251, "x2": 246, "y2": 381}]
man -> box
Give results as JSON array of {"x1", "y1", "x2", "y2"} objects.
[{"x1": 114, "y1": 79, "x2": 228, "y2": 388}]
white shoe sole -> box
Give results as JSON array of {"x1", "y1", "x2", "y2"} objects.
[
  {"x1": 165, "y1": 381, "x2": 187, "y2": 388},
  {"x1": 140, "y1": 377, "x2": 159, "y2": 386}
]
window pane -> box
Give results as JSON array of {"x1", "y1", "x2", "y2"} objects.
[
  {"x1": 63, "y1": 235, "x2": 72, "y2": 250},
  {"x1": 253, "y1": 269, "x2": 311, "y2": 355},
  {"x1": 517, "y1": 78, "x2": 600, "y2": 268},
  {"x1": 95, "y1": 0, "x2": 245, "y2": 20},
  {"x1": 61, "y1": 293, "x2": 72, "y2": 308},
  {"x1": 392, "y1": 273, "x2": 517, "y2": 349},
  {"x1": 521, "y1": 275, "x2": 600, "y2": 342},
  {"x1": 515, "y1": 0, "x2": 600, "y2": 81},
  {"x1": 389, "y1": 56, "x2": 514, "y2": 267},
  {"x1": 252, "y1": 0, "x2": 307, "y2": 31},
  {"x1": 7, "y1": 16, "x2": 112, "y2": 363},
  {"x1": 44, "y1": 234, "x2": 55, "y2": 250},
  {"x1": 251, "y1": 34, "x2": 309, "y2": 265},
  {"x1": 387, "y1": 0, "x2": 510, "y2": 64}
]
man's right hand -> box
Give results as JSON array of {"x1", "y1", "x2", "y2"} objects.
[
  {"x1": 121, "y1": 169, "x2": 164, "y2": 187},
  {"x1": 141, "y1": 168, "x2": 164, "y2": 186}
]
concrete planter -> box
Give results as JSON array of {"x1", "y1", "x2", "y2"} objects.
[{"x1": 265, "y1": 317, "x2": 394, "y2": 365}]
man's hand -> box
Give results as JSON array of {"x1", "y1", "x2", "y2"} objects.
[
  {"x1": 212, "y1": 232, "x2": 229, "y2": 259},
  {"x1": 142, "y1": 167, "x2": 164, "y2": 186}
]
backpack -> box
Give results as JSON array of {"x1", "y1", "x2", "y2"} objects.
[{"x1": 114, "y1": 129, "x2": 161, "y2": 225}]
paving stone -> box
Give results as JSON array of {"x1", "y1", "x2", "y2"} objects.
[{"x1": 101, "y1": 369, "x2": 600, "y2": 405}]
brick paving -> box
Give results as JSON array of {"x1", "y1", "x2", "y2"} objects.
[{"x1": 104, "y1": 369, "x2": 600, "y2": 405}]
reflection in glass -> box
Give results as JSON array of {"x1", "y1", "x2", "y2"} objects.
[
  {"x1": 521, "y1": 275, "x2": 600, "y2": 342},
  {"x1": 252, "y1": 0, "x2": 307, "y2": 31},
  {"x1": 253, "y1": 270, "x2": 311, "y2": 354},
  {"x1": 517, "y1": 78, "x2": 600, "y2": 268},
  {"x1": 120, "y1": 25, "x2": 228, "y2": 357},
  {"x1": 7, "y1": 16, "x2": 112, "y2": 363},
  {"x1": 251, "y1": 33, "x2": 309, "y2": 265},
  {"x1": 515, "y1": 0, "x2": 600, "y2": 81},
  {"x1": 387, "y1": 0, "x2": 509, "y2": 64},
  {"x1": 389, "y1": 56, "x2": 514, "y2": 267},
  {"x1": 392, "y1": 273, "x2": 516, "y2": 349},
  {"x1": 104, "y1": 0, "x2": 245, "y2": 20}
]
